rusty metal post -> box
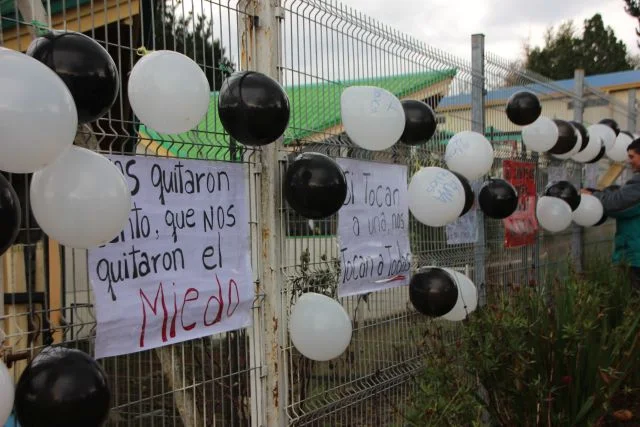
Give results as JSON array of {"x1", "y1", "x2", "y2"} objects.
[{"x1": 237, "y1": 1, "x2": 286, "y2": 426}]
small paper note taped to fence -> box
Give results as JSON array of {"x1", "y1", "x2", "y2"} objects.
[
  {"x1": 336, "y1": 159, "x2": 411, "y2": 297},
  {"x1": 88, "y1": 155, "x2": 253, "y2": 358}
]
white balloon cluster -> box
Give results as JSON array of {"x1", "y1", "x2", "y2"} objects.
[
  {"x1": 406, "y1": 132, "x2": 494, "y2": 227},
  {"x1": 521, "y1": 115, "x2": 627, "y2": 164},
  {"x1": 288, "y1": 293, "x2": 352, "y2": 361},
  {"x1": 0, "y1": 47, "x2": 131, "y2": 249},
  {"x1": 536, "y1": 192, "x2": 605, "y2": 233},
  {"x1": 439, "y1": 268, "x2": 479, "y2": 322}
]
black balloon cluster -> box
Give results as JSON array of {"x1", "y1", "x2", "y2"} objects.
[
  {"x1": 506, "y1": 91, "x2": 541, "y2": 126},
  {"x1": 545, "y1": 181, "x2": 581, "y2": 211},
  {"x1": 27, "y1": 30, "x2": 119, "y2": 125},
  {"x1": 399, "y1": 100, "x2": 437, "y2": 145},
  {"x1": 409, "y1": 268, "x2": 458, "y2": 317},
  {"x1": 0, "y1": 174, "x2": 21, "y2": 257},
  {"x1": 0, "y1": 29, "x2": 121, "y2": 256},
  {"x1": 284, "y1": 153, "x2": 348, "y2": 219},
  {"x1": 15, "y1": 347, "x2": 111, "y2": 427},
  {"x1": 218, "y1": 71, "x2": 291, "y2": 146},
  {"x1": 478, "y1": 179, "x2": 519, "y2": 219}
]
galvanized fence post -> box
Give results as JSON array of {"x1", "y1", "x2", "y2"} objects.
[
  {"x1": 629, "y1": 88, "x2": 637, "y2": 133},
  {"x1": 572, "y1": 69, "x2": 585, "y2": 272},
  {"x1": 238, "y1": 1, "x2": 286, "y2": 426},
  {"x1": 471, "y1": 33, "x2": 487, "y2": 306}
]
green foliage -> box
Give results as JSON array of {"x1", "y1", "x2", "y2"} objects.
[
  {"x1": 403, "y1": 325, "x2": 486, "y2": 426},
  {"x1": 152, "y1": 0, "x2": 234, "y2": 90},
  {"x1": 526, "y1": 14, "x2": 633, "y2": 79},
  {"x1": 624, "y1": 0, "x2": 640, "y2": 49},
  {"x1": 289, "y1": 248, "x2": 341, "y2": 300},
  {"x1": 406, "y1": 257, "x2": 640, "y2": 426}
]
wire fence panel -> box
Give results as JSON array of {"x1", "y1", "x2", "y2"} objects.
[
  {"x1": 278, "y1": 1, "x2": 483, "y2": 425},
  {"x1": 0, "y1": 0, "x2": 632, "y2": 426},
  {"x1": 1, "y1": 1, "x2": 265, "y2": 426}
]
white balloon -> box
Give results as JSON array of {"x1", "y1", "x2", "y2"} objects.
[
  {"x1": 30, "y1": 147, "x2": 132, "y2": 248},
  {"x1": 408, "y1": 167, "x2": 466, "y2": 227},
  {"x1": 440, "y1": 268, "x2": 478, "y2": 321},
  {"x1": 0, "y1": 362, "x2": 13, "y2": 425},
  {"x1": 536, "y1": 196, "x2": 572, "y2": 233},
  {"x1": 289, "y1": 293, "x2": 352, "y2": 361},
  {"x1": 340, "y1": 86, "x2": 405, "y2": 151},
  {"x1": 572, "y1": 194, "x2": 604, "y2": 227},
  {"x1": 553, "y1": 127, "x2": 582, "y2": 160},
  {"x1": 522, "y1": 116, "x2": 559, "y2": 153},
  {"x1": 606, "y1": 132, "x2": 633, "y2": 162},
  {"x1": 0, "y1": 47, "x2": 77, "y2": 173},
  {"x1": 572, "y1": 132, "x2": 603, "y2": 163},
  {"x1": 128, "y1": 50, "x2": 210, "y2": 134},
  {"x1": 444, "y1": 131, "x2": 494, "y2": 180},
  {"x1": 588, "y1": 124, "x2": 617, "y2": 151}
]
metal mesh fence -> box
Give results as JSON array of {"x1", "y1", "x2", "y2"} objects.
[{"x1": 0, "y1": 0, "x2": 632, "y2": 426}]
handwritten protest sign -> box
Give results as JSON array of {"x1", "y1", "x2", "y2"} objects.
[
  {"x1": 88, "y1": 155, "x2": 253, "y2": 358},
  {"x1": 446, "y1": 180, "x2": 481, "y2": 245},
  {"x1": 336, "y1": 159, "x2": 411, "y2": 297},
  {"x1": 503, "y1": 160, "x2": 537, "y2": 248}
]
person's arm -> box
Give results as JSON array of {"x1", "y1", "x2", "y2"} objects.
[{"x1": 592, "y1": 174, "x2": 640, "y2": 214}]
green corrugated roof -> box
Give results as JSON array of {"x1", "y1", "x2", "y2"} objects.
[
  {"x1": 1, "y1": 0, "x2": 92, "y2": 29},
  {"x1": 140, "y1": 69, "x2": 458, "y2": 160}
]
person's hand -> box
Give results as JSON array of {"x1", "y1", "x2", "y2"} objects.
[{"x1": 580, "y1": 188, "x2": 593, "y2": 195}]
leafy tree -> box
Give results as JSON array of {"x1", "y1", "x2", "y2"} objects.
[
  {"x1": 624, "y1": 0, "x2": 640, "y2": 48},
  {"x1": 150, "y1": 1, "x2": 234, "y2": 90},
  {"x1": 525, "y1": 14, "x2": 632, "y2": 80}
]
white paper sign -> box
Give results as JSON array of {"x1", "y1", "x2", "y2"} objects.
[
  {"x1": 446, "y1": 179, "x2": 481, "y2": 245},
  {"x1": 336, "y1": 159, "x2": 411, "y2": 297},
  {"x1": 446, "y1": 209, "x2": 478, "y2": 245},
  {"x1": 88, "y1": 155, "x2": 253, "y2": 358}
]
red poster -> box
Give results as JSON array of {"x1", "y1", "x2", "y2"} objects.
[{"x1": 503, "y1": 160, "x2": 538, "y2": 248}]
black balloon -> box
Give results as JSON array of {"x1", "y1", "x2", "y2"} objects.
[
  {"x1": 15, "y1": 347, "x2": 111, "y2": 427},
  {"x1": 284, "y1": 152, "x2": 347, "y2": 219},
  {"x1": 586, "y1": 145, "x2": 606, "y2": 164},
  {"x1": 593, "y1": 214, "x2": 608, "y2": 226},
  {"x1": 478, "y1": 178, "x2": 518, "y2": 219},
  {"x1": 26, "y1": 31, "x2": 119, "y2": 124},
  {"x1": 451, "y1": 171, "x2": 474, "y2": 216},
  {"x1": 549, "y1": 119, "x2": 578, "y2": 155},
  {"x1": 505, "y1": 91, "x2": 542, "y2": 126},
  {"x1": 599, "y1": 118, "x2": 620, "y2": 136},
  {"x1": 409, "y1": 268, "x2": 458, "y2": 317},
  {"x1": 0, "y1": 174, "x2": 21, "y2": 256},
  {"x1": 1, "y1": 173, "x2": 43, "y2": 244},
  {"x1": 399, "y1": 100, "x2": 437, "y2": 145},
  {"x1": 218, "y1": 71, "x2": 290, "y2": 146},
  {"x1": 569, "y1": 121, "x2": 589, "y2": 152},
  {"x1": 545, "y1": 180, "x2": 581, "y2": 211}
]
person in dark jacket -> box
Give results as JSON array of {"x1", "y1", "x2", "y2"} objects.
[{"x1": 582, "y1": 139, "x2": 640, "y2": 292}]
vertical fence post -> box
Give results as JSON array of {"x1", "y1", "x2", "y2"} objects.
[
  {"x1": 471, "y1": 34, "x2": 486, "y2": 306},
  {"x1": 628, "y1": 88, "x2": 637, "y2": 133},
  {"x1": 238, "y1": 1, "x2": 286, "y2": 426},
  {"x1": 572, "y1": 69, "x2": 584, "y2": 273}
]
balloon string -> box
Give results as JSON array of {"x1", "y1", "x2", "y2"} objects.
[
  {"x1": 136, "y1": 46, "x2": 152, "y2": 56},
  {"x1": 218, "y1": 63, "x2": 232, "y2": 77},
  {"x1": 30, "y1": 20, "x2": 49, "y2": 37}
]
